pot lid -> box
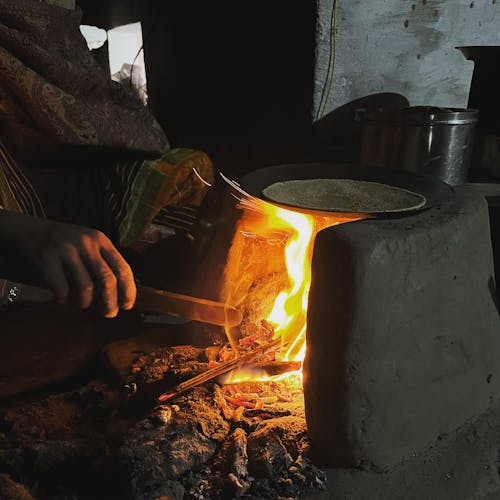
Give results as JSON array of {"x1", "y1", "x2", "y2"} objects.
[{"x1": 364, "y1": 106, "x2": 479, "y2": 125}]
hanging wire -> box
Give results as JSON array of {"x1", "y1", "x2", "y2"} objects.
[
  {"x1": 315, "y1": 0, "x2": 338, "y2": 121},
  {"x1": 128, "y1": 15, "x2": 162, "y2": 97}
]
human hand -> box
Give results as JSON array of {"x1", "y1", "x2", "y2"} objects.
[{"x1": 0, "y1": 212, "x2": 136, "y2": 317}]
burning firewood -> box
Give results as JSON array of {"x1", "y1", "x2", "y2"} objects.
[
  {"x1": 214, "y1": 384, "x2": 233, "y2": 420},
  {"x1": 157, "y1": 339, "x2": 281, "y2": 402},
  {"x1": 225, "y1": 396, "x2": 259, "y2": 410}
]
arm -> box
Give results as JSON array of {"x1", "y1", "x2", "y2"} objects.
[{"x1": 0, "y1": 210, "x2": 136, "y2": 317}]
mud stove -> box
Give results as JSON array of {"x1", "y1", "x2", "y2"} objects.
[{"x1": 227, "y1": 163, "x2": 500, "y2": 472}]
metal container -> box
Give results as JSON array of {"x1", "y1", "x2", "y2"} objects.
[{"x1": 360, "y1": 106, "x2": 479, "y2": 185}]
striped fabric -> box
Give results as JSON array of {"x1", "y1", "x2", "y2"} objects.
[
  {"x1": 0, "y1": 140, "x2": 45, "y2": 304},
  {"x1": 152, "y1": 205, "x2": 201, "y2": 233},
  {"x1": 0, "y1": 140, "x2": 45, "y2": 216},
  {"x1": 105, "y1": 148, "x2": 214, "y2": 247}
]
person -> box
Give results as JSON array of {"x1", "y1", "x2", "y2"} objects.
[
  {"x1": 0, "y1": 210, "x2": 136, "y2": 318},
  {"x1": 0, "y1": 0, "x2": 214, "y2": 317}
]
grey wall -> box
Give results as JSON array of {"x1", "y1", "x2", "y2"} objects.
[{"x1": 314, "y1": 0, "x2": 500, "y2": 120}]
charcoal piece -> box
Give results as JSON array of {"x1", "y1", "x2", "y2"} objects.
[
  {"x1": 245, "y1": 408, "x2": 292, "y2": 420},
  {"x1": 229, "y1": 428, "x2": 249, "y2": 482},
  {"x1": 0, "y1": 474, "x2": 34, "y2": 500},
  {"x1": 137, "y1": 345, "x2": 207, "y2": 384},
  {"x1": 247, "y1": 432, "x2": 292, "y2": 479},
  {"x1": 249, "y1": 415, "x2": 309, "y2": 460},
  {"x1": 207, "y1": 427, "x2": 251, "y2": 498},
  {"x1": 149, "y1": 406, "x2": 173, "y2": 427}
]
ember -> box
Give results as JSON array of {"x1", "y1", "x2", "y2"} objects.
[{"x1": 119, "y1": 343, "x2": 327, "y2": 499}]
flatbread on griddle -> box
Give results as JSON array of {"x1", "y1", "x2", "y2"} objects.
[{"x1": 261, "y1": 178, "x2": 426, "y2": 213}]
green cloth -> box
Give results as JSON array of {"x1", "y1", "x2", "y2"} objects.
[{"x1": 106, "y1": 148, "x2": 214, "y2": 247}]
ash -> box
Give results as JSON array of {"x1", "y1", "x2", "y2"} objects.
[
  {"x1": 122, "y1": 386, "x2": 325, "y2": 500},
  {"x1": 0, "y1": 343, "x2": 326, "y2": 500},
  {"x1": 121, "y1": 347, "x2": 326, "y2": 500}
]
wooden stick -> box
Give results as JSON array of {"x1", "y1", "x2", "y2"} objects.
[{"x1": 158, "y1": 339, "x2": 281, "y2": 402}]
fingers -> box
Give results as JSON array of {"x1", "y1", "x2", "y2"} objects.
[
  {"x1": 41, "y1": 253, "x2": 69, "y2": 305},
  {"x1": 86, "y1": 257, "x2": 120, "y2": 318},
  {"x1": 61, "y1": 246, "x2": 94, "y2": 309},
  {"x1": 81, "y1": 231, "x2": 135, "y2": 318},
  {"x1": 101, "y1": 246, "x2": 136, "y2": 310},
  {"x1": 33, "y1": 222, "x2": 135, "y2": 318}
]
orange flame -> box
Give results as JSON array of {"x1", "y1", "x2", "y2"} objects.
[
  {"x1": 222, "y1": 191, "x2": 366, "y2": 379},
  {"x1": 262, "y1": 203, "x2": 365, "y2": 363}
]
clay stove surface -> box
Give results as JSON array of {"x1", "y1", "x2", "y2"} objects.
[{"x1": 314, "y1": 399, "x2": 500, "y2": 499}]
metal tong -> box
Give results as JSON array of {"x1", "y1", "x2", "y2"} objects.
[{"x1": 135, "y1": 285, "x2": 242, "y2": 327}]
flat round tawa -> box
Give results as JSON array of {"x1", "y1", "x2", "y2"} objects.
[
  {"x1": 262, "y1": 178, "x2": 426, "y2": 214},
  {"x1": 240, "y1": 163, "x2": 453, "y2": 216}
]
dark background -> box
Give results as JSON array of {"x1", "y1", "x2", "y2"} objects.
[{"x1": 78, "y1": 0, "x2": 317, "y2": 177}]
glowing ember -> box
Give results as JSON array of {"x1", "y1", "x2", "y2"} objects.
[{"x1": 222, "y1": 187, "x2": 366, "y2": 382}]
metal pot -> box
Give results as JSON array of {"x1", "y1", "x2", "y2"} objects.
[{"x1": 360, "y1": 106, "x2": 479, "y2": 186}]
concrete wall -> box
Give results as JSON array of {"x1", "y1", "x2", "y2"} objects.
[{"x1": 314, "y1": 0, "x2": 500, "y2": 120}]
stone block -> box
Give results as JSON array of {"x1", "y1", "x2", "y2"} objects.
[{"x1": 303, "y1": 190, "x2": 500, "y2": 469}]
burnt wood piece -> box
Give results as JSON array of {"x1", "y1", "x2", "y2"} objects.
[
  {"x1": 304, "y1": 189, "x2": 500, "y2": 469},
  {"x1": 158, "y1": 339, "x2": 280, "y2": 402}
]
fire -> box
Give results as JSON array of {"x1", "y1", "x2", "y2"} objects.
[
  {"x1": 222, "y1": 191, "x2": 365, "y2": 381},
  {"x1": 265, "y1": 206, "x2": 315, "y2": 362},
  {"x1": 262, "y1": 203, "x2": 364, "y2": 363}
]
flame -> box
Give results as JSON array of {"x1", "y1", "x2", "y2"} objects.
[
  {"x1": 263, "y1": 204, "x2": 365, "y2": 363},
  {"x1": 221, "y1": 175, "x2": 366, "y2": 382},
  {"x1": 266, "y1": 206, "x2": 315, "y2": 362},
  {"x1": 226, "y1": 193, "x2": 367, "y2": 370}
]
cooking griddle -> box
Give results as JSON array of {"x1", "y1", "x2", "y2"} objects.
[{"x1": 238, "y1": 163, "x2": 453, "y2": 217}]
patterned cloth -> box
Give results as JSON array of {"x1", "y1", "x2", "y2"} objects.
[
  {"x1": 0, "y1": 139, "x2": 44, "y2": 216},
  {"x1": 0, "y1": 139, "x2": 45, "y2": 304},
  {"x1": 0, "y1": 0, "x2": 168, "y2": 160}
]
